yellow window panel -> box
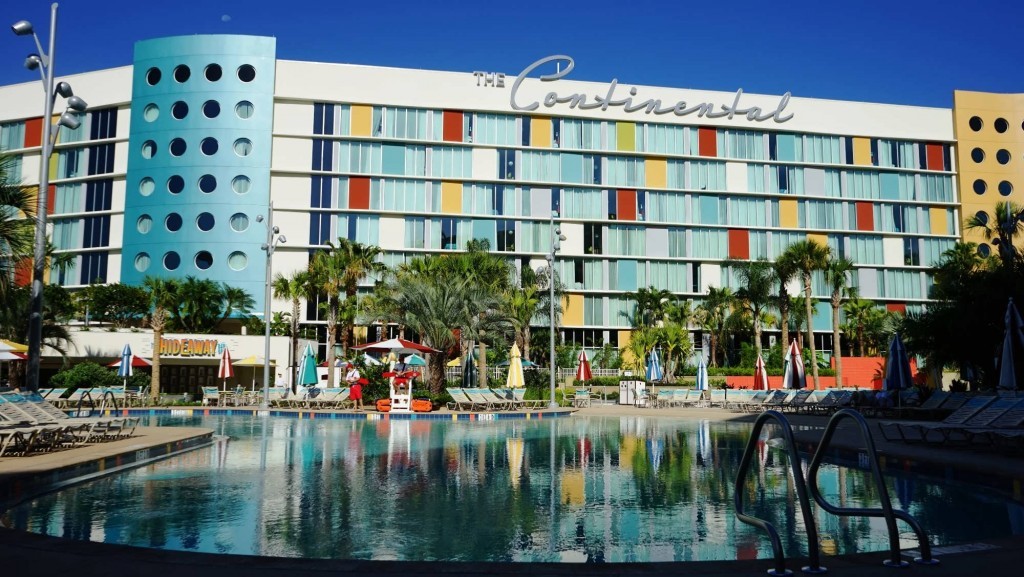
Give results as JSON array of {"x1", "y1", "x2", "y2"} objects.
[
  {"x1": 350, "y1": 104, "x2": 373, "y2": 137},
  {"x1": 852, "y1": 137, "x2": 872, "y2": 166},
  {"x1": 779, "y1": 199, "x2": 798, "y2": 228},
  {"x1": 530, "y1": 117, "x2": 551, "y2": 148},
  {"x1": 645, "y1": 158, "x2": 667, "y2": 189},
  {"x1": 441, "y1": 181, "x2": 462, "y2": 214},
  {"x1": 807, "y1": 233, "x2": 829, "y2": 246},
  {"x1": 563, "y1": 294, "x2": 584, "y2": 325},
  {"x1": 929, "y1": 207, "x2": 949, "y2": 235},
  {"x1": 616, "y1": 121, "x2": 635, "y2": 151}
]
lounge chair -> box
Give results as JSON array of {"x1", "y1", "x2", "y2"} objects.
[
  {"x1": 18, "y1": 392, "x2": 139, "y2": 441},
  {"x1": 780, "y1": 390, "x2": 813, "y2": 412},
  {"x1": 706, "y1": 389, "x2": 727, "y2": 407},
  {"x1": 929, "y1": 397, "x2": 1024, "y2": 444},
  {"x1": 878, "y1": 395, "x2": 997, "y2": 443},
  {"x1": 463, "y1": 388, "x2": 503, "y2": 411},
  {"x1": 481, "y1": 388, "x2": 515, "y2": 410},
  {"x1": 0, "y1": 394, "x2": 90, "y2": 449},
  {"x1": 732, "y1": 391, "x2": 766, "y2": 411},
  {"x1": 511, "y1": 388, "x2": 546, "y2": 410},
  {"x1": 445, "y1": 388, "x2": 478, "y2": 411}
]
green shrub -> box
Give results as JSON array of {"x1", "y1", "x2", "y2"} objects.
[{"x1": 49, "y1": 362, "x2": 121, "y2": 392}]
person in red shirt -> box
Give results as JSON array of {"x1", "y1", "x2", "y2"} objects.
[{"x1": 346, "y1": 363, "x2": 363, "y2": 411}]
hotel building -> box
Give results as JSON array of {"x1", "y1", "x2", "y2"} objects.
[{"x1": 1, "y1": 34, "x2": 1016, "y2": 382}]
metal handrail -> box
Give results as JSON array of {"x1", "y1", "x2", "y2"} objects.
[
  {"x1": 99, "y1": 389, "x2": 120, "y2": 412},
  {"x1": 734, "y1": 410, "x2": 826, "y2": 576},
  {"x1": 807, "y1": 409, "x2": 938, "y2": 567},
  {"x1": 74, "y1": 390, "x2": 94, "y2": 418}
]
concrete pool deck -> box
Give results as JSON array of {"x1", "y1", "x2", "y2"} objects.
[{"x1": 1, "y1": 405, "x2": 1023, "y2": 576}]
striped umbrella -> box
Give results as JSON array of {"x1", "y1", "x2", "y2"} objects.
[
  {"x1": 117, "y1": 344, "x2": 133, "y2": 385},
  {"x1": 782, "y1": 341, "x2": 806, "y2": 390},
  {"x1": 753, "y1": 354, "x2": 770, "y2": 391},
  {"x1": 575, "y1": 349, "x2": 592, "y2": 382},
  {"x1": 217, "y1": 347, "x2": 234, "y2": 391}
]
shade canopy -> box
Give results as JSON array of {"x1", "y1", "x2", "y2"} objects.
[
  {"x1": 575, "y1": 349, "x2": 592, "y2": 382},
  {"x1": 404, "y1": 354, "x2": 427, "y2": 367},
  {"x1": 0, "y1": 351, "x2": 21, "y2": 361},
  {"x1": 781, "y1": 341, "x2": 806, "y2": 389},
  {"x1": 0, "y1": 339, "x2": 27, "y2": 352},
  {"x1": 107, "y1": 356, "x2": 152, "y2": 368},
  {"x1": 352, "y1": 338, "x2": 439, "y2": 355},
  {"x1": 233, "y1": 355, "x2": 275, "y2": 367},
  {"x1": 646, "y1": 349, "x2": 663, "y2": 382}
]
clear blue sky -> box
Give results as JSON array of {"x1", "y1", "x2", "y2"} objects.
[{"x1": 2, "y1": 0, "x2": 1021, "y2": 108}]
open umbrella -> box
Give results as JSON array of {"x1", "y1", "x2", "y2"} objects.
[
  {"x1": 506, "y1": 343, "x2": 526, "y2": 389},
  {"x1": 646, "y1": 349, "x2": 663, "y2": 382},
  {"x1": 233, "y1": 355, "x2": 276, "y2": 391},
  {"x1": 998, "y1": 298, "x2": 1024, "y2": 391},
  {"x1": 695, "y1": 355, "x2": 710, "y2": 391},
  {"x1": 404, "y1": 354, "x2": 427, "y2": 367},
  {"x1": 297, "y1": 343, "x2": 319, "y2": 387},
  {"x1": 353, "y1": 338, "x2": 439, "y2": 355},
  {"x1": 885, "y1": 332, "x2": 914, "y2": 406},
  {"x1": 461, "y1": 348, "x2": 478, "y2": 388},
  {"x1": 753, "y1": 354, "x2": 769, "y2": 391},
  {"x1": 217, "y1": 347, "x2": 234, "y2": 391},
  {"x1": 782, "y1": 341, "x2": 806, "y2": 390},
  {"x1": 107, "y1": 356, "x2": 152, "y2": 368},
  {"x1": 575, "y1": 349, "x2": 592, "y2": 382},
  {"x1": 116, "y1": 344, "x2": 133, "y2": 386}
]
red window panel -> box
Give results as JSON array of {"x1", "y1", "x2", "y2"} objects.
[
  {"x1": 442, "y1": 110, "x2": 464, "y2": 142},
  {"x1": 14, "y1": 258, "x2": 32, "y2": 287},
  {"x1": 698, "y1": 127, "x2": 717, "y2": 157},
  {"x1": 886, "y1": 303, "x2": 907, "y2": 314},
  {"x1": 855, "y1": 202, "x2": 874, "y2": 231},
  {"x1": 728, "y1": 229, "x2": 749, "y2": 259},
  {"x1": 349, "y1": 177, "x2": 370, "y2": 209},
  {"x1": 46, "y1": 185, "x2": 55, "y2": 215},
  {"x1": 925, "y1": 143, "x2": 945, "y2": 171},
  {"x1": 24, "y1": 117, "x2": 42, "y2": 148},
  {"x1": 616, "y1": 189, "x2": 636, "y2": 221}
]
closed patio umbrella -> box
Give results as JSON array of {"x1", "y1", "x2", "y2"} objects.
[
  {"x1": 753, "y1": 354, "x2": 769, "y2": 391},
  {"x1": 646, "y1": 349, "x2": 663, "y2": 382},
  {"x1": 461, "y1": 349, "x2": 477, "y2": 388},
  {"x1": 217, "y1": 347, "x2": 234, "y2": 392},
  {"x1": 117, "y1": 344, "x2": 133, "y2": 386},
  {"x1": 998, "y1": 298, "x2": 1024, "y2": 391},
  {"x1": 695, "y1": 356, "x2": 710, "y2": 391},
  {"x1": 885, "y1": 333, "x2": 914, "y2": 406},
  {"x1": 575, "y1": 349, "x2": 592, "y2": 382},
  {"x1": 782, "y1": 341, "x2": 806, "y2": 390},
  {"x1": 297, "y1": 343, "x2": 319, "y2": 387},
  {"x1": 506, "y1": 343, "x2": 526, "y2": 389}
]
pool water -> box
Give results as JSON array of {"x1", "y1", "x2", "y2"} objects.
[{"x1": 2, "y1": 415, "x2": 1022, "y2": 562}]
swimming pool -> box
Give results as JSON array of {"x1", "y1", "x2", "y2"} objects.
[{"x1": 2, "y1": 414, "x2": 1022, "y2": 562}]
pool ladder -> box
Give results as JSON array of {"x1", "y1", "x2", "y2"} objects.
[{"x1": 734, "y1": 409, "x2": 938, "y2": 575}]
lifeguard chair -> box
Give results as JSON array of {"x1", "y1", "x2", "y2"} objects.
[{"x1": 385, "y1": 370, "x2": 419, "y2": 412}]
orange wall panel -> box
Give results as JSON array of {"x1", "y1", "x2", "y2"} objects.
[
  {"x1": 46, "y1": 185, "x2": 55, "y2": 215},
  {"x1": 728, "y1": 229, "x2": 749, "y2": 259},
  {"x1": 24, "y1": 117, "x2": 42, "y2": 148},
  {"x1": 925, "y1": 143, "x2": 945, "y2": 171},
  {"x1": 442, "y1": 110, "x2": 463, "y2": 142},
  {"x1": 349, "y1": 177, "x2": 370, "y2": 209},
  {"x1": 698, "y1": 127, "x2": 717, "y2": 157},
  {"x1": 886, "y1": 303, "x2": 907, "y2": 314},
  {"x1": 616, "y1": 189, "x2": 636, "y2": 221},
  {"x1": 855, "y1": 202, "x2": 874, "y2": 231}
]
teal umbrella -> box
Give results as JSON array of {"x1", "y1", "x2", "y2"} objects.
[
  {"x1": 404, "y1": 354, "x2": 427, "y2": 367},
  {"x1": 297, "y1": 343, "x2": 319, "y2": 387}
]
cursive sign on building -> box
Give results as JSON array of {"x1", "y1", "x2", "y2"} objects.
[{"x1": 508, "y1": 55, "x2": 794, "y2": 123}]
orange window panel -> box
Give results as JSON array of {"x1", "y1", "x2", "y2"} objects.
[
  {"x1": 698, "y1": 127, "x2": 717, "y2": 157},
  {"x1": 616, "y1": 189, "x2": 636, "y2": 221},
  {"x1": 855, "y1": 202, "x2": 874, "y2": 231},
  {"x1": 925, "y1": 143, "x2": 945, "y2": 171},
  {"x1": 728, "y1": 229, "x2": 749, "y2": 260},
  {"x1": 349, "y1": 177, "x2": 370, "y2": 209},
  {"x1": 24, "y1": 117, "x2": 42, "y2": 148},
  {"x1": 886, "y1": 303, "x2": 907, "y2": 314},
  {"x1": 46, "y1": 185, "x2": 55, "y2": 215},
  {"x1": 14, "y1": 258, "x2": 32, "y2": 287},
  {"x1": 442, "y1": 110, "x2": 464, "y2": 142}
]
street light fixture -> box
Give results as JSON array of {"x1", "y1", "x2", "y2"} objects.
[
  {"x1": 256, "y1": 203, "x2": 286, "y2": 409},
  {"x1": 547, "y1": 211, "x2": 566, "y2": 408},
  {"x1": 11, "y1": 4, "x2": 88, "y2": 392}
]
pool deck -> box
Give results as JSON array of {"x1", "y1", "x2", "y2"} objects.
[{"x1": 1, "y1": 405, "x2": 1024, "y2": 576}]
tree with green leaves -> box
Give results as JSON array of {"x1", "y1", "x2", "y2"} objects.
[
  {"x1": 626, "y1": 286, "x2": 674, "y2": 328},
  {"x1": 696, "y1": 287, "x2": 733, "y2": 367},
  {"x1": 273, "y1": 270, "x2": 312, "y2": 384},
  {"x1": 772, "y1": 252, "x2": 799, "y2": 349},
  {"x1": 0, "y1": 284, "x2": 74, "y2": 387},
  {"x1": 82, "y1": 283, "x2": 150, "y2": 328},
  {"x1": 0, "y1": 154, "x2": 35, "y2": 301},
  {"x1": 824, "y1": 256, "x2": 856, "y2": 387},
  {"x1": 965, "y1": 200, "x2": 1024, "y2": 269},
  {"x1": 726, "y1": 259, "x2": 775, "y2": 360},
  {"x1": 143, "y1": 276, "x2": 178, "y2": 402},
  {"x1": 782, "y1": 240, "x2": 831, "y2": 388}
]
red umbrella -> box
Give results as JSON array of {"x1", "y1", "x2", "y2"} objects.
[
  {"x1": 218, "y1": 347, "x2": 235, "y2": 386},
  {"x1": 575, "y1": 350, "x2": 592, "y2": 382},
  {"x1": 753, "y1": 354, "x2": 770, "y2": 390},
  {"x1": 107, "y1": 356, "x2": 152, "y2": 368},
  {"x1": 352, "y1": 338, "x2": 439, "y2": 355}
]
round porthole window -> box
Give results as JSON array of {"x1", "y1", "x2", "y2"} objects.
[
  {"x1": 139, "y1": 177, "x2": 155, "y2": 197},
  {"x1": 167, "y1": 175, "x2": 185, "y2": 194},
  {"x1": 978, "y1": 243, "x2": 991, "y2": 258},
  {"x1": 171, "y1": 101, "x2": 189, "y2": 120},
  {"x1": 235, "y1": 101, "x2": 254, "y2": 119},
  {"x1": 999, "y1": 181, "x2": 1013, "y2": 196},
  {"x1": 233, "y1": 138, "x2": 252, "y2": 157},
  {"x1": 232, "y1": 175, "x2": 251, "y2": 194},
  {"x1": 146, "y1": 68, "x2": 161, "y2": 86},
  {"x1": 974, "y1": 211, "x2": 989, "y2": 226},
  {"x1": 163, "y1": 251, "x2": 181, "y2": 271},
  {"x1": 173, "y1": 65, "x2": 191, "y2": 83},
  {"x1": 141, "y1": 140, "x2": 156, "y2": 159},
  {"x1": 197, "y1": 212, "x2": 215, "y2": 231},
  {"x1": 143, "y1": 104, "x2": 159, "y2": 122},
  {"x1": 973, "y1": 179, "x2": 987, "y2": 195},
  {"x1": 205, "y1": 64, "x2": 222, "y2": 82},
  {"x1": 969, "y1": 116, "x2": 983, "y2": 131},
  {"x1": 971, "y1": 148, "x2": 985, "y2": 163},
  {"x1": 997, "y1": 149, "x2": 1011, "y2": 164},
  {"x1": 195, "y1": 251, "x2": 214, "y2": 270},
  {"x1": 165, "y1": 213, "x2": 183, "y2": 232},
  {"x1": 135, "y1": 253, "x2": 151, "y2": 272},
  {"x1": 169, "y1": 138, "x2": 187, "y2": 157},
  {"x1": 136, "y1": 214, "x2": 152, "y2": 234},
  {"x1": 237, "y1": 64, "x2": 256, "y2": 82},
  {"x1": 201, "y1": 137, "x2": 219, "y2": 156},
  {"x1": 995, "y1": 118, "x2": 1009, "y2": 133},
  {"x1": 202, "y1": 100, "x2": 220, "y2": 118},
  {"x1": 228, "y1": 251, "x2": 248, "y2": 271},
  {"x1": 199, "y1": 175, "x2": 217, "y2": 193},
  {"x1": 229, "y1": 213, "x2": 249, "y2": 232}
]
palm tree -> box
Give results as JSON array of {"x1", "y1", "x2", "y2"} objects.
[
  {"x1": 627, "y1": 286, "x2": 674, "y2": 327},
  {"x1": 824, "y1": 257, "x2": 855, "y2": 387},
  {"x1": 502, "y1": 284, "x2": 541, "y2": 361},
  {"x1": 784, "y1": 240, "x2": 830, "y2": 388},
  {"x1": 696, "y1": 287, "x2": 733, "y2": 367},
  {"x1": 931, "y1": 241, "x2": 983, "y2": 299},
  {"x1": 0, "y1": 154, "x2": 35, "y2": 300},
  {"x1": 772, "y1": 253, "x2": 799, "y2": 350},
  {"x1": 217, "y1": 284, "x2": 256, "y2": 327},
  {"x1": 842, "y1": 298, "x2": 876, "y2": 357},
  {"x1": 965, "y1": 200, "x2": 1024, "y2": 269},
  {"x1": 143, "y1": 276, "x2": 178, "y2": 403},
  {"x1": 727, "y1": 259, "x2": 775, "y2": 360},
  {"x1": 273, "y1": 270, "x2": 312, "y2": 385},
  {"x1": 335, "y1": 239, "x2": 387, "y2": 354},
  {"x1": 655, "y1": 322, "x2": 692, "y2": 383}
]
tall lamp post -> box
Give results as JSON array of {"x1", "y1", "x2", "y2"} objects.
[
  {"x1": 11, "y1": 4, "x2": 88, "y2": 392},
  {"x1": 256, "y1": 202, "x2": 286, "y2": 409},
  {"x1": 547, "y1": 211, "x2": 566, "y2": 408}
]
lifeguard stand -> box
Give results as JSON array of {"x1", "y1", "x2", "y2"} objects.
[{"x1": 388, "y1": 371, "x2": 418, "y2": 412}]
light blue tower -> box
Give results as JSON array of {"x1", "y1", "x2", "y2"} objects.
[{"x1": 121, "y1": 35, "x2": 276, "y2": 311}]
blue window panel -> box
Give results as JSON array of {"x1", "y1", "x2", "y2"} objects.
[
  {"x1": 552, "y1": 188, "x2": 561, "y2": 215},
  {"x1": 561, "y1": 153, "x2": 584, "y2": 183},
  {"x1": 593, "y1": 156, "x2": 602, "y2": 184},
  {"x1": 608, "y1": 189, "x2": 617, "y2": 219},
  {"x1": 617, "y1": 259, "x2": 638, "y2": 291},
  {"x1": 89, "y1": 108, "x2": 117, "y2": 140},
  {"x1": 880, "y1": 173, "x2": 900, "y2": 200},
  {"x1": 521, "y1": 117, "x2": 531, "y2": 146},
  {"x1": 776, "y1": 134, "x2": 797, "y2": 161},
  {"x1": 637, "y1": 191, "x2": 647, "y2": 221},
  {"x1": 79, "y1": 252, "x2": 108, "y2": 285},
  {"x1": 382, "y1": 144, "x2": 405, "y2": 175},
  {"x1": 472, "y1": 220, "x2": 496, "y2": 248},
  {"x1": 699, "y1": 196, "x2": 719, "y2": 224},
  {"x1": 498, "y1": 149, "x2": 516, "y2": 179},
  {"x1": 812, "y1": 301, "x2": 831, "y2": 332},
  {"x1": 313, "y1": 103, "x2": 324, "y2": 135}
]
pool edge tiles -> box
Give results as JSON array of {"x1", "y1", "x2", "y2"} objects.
[
  {"x1": 0, "y1": 427, "x2": 215, "y2": 512},
  {"x1": 94, "y1": 408, "x2": 576, "y2": 420}
]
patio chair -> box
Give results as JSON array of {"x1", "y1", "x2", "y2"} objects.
[
  {"x1": 445, "y1": 388, "x2": 477, "y2": 411},
  {"x1": 19, "y1": 391, "x2": 139, "y2": 440},
  {"x1": 201, "y1": 387, "x2": 221, "y2": 406},
  {"x1": 653, "y1": 390, "x2": 673, "y2": 408},
  {"x1": 571, "y1": 388, "x2": 592, "y2": 408},
  {"x1": 779, "y1": 390, "x2": 813, "y2": 412},
  {"x1": 481, "y1": 388, "x2": 515, "y2": 410},
  {"x1": 511, "y1": 388, "x2": 546, "y2": 410},
  {"x1": 929, "y1": 397, "x2": 1024, "y2": 444},
  {"x1": 706, "y1": 389, "x2": 727, "y2": 408},
  {"x1": 0, "y1": 394, "x2": 94, "y2": 448},
  {"x1": 734, "y1": 391, "x2": 766, "y2": 411},
  {"x1": 749, "y1": 390, "x2": 789, "y2": 412},
  {"x1": 878, "y1": 395, "x2": 997, "y2": 443},
  {"x1": 463, "y1": 388, "x2": 504, "y2": 411}
]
